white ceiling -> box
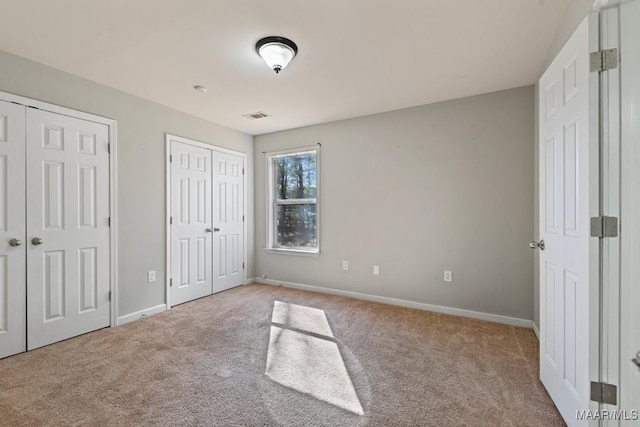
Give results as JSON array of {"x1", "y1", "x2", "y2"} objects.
[{"x1": 0, "y1": 0, "x2": 569, "y2": 135}]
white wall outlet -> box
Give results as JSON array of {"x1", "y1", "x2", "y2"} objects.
[
  {"x1": 261, "y1": 274, "x2": 267, "y2": 279},
  {"x1": 373, "y1": 265, "x2": 380, "y2": 275},
  {"x1": 148, "y1": 270, "x2": 156, "y2": 283},
  {"x1": 343, "y1": 261, "x2": 349, "y2": 271},
  {"x1": 444, "y1": 270, "x2": 452, "y2": 282}
]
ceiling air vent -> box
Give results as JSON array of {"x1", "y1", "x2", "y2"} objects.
[{"x1": 242, "y1": 111, "x2": 270, "y2": 120}]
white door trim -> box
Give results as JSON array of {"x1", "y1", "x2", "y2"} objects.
[
  {"x1": 598, "y1": 7, "x2": 622, "y2": 419},
  {"x1": 618, "y1": 0, "x2": 640, "y2": 417},
  {"x1": 0, "y1": 89, "x2": 118, "y2": 328},
  {"x1": 586, "y1": 11, "x2": 603, "y2": 418},
  {"x1": 165, "y1": 133, "x2": 247, "y2": 308}
]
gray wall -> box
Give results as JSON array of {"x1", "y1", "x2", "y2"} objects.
[
  {"x1": 255, "y1": 86, "x2": 535, "y2": 320},
  {"x1": 533, "y1": 0, "x2": 594, "y2": 329},
  {"x1": 0, "y1": 50, "x2": 254, "y2": 317},
  {"x1": 543, "y1": 0, "x2": 595, "y2": 70}
]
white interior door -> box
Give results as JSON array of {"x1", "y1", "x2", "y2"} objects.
[
  {"x1": 538, "y1": 17, "x2": 591, "y2": 425},
  {"x1": 26, "y1": 108, "x2": 111, "y2": 350},
  {"x1": 212, "y1": 151, "x2": 244, "y2": 293},
  {"x1": 170, "y1": 141, "x2": 213, "y2": 305},
  {"x1": 0, "y1": 101, "x2": 26, "y2": 359}
]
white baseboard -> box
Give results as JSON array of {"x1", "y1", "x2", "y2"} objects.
[
  {"x1": 256, "y1": 278, "x2": 533, "y2": 329},
  {"x1": 532, "y1": 321, "x2": 540, "y2": 340},
  {"x1": 245, "y1": 277, "x2": 257, "y2": 285},
  {"x1": 117, "y1": 304, "x2": 167, "y2": 326}
]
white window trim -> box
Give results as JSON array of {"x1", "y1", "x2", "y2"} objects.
[{"x1": 265, "y1": 145, "x2": 320, "y2": 256}]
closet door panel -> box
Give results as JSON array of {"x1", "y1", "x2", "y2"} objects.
[
  {"x1": 0, "y1": 100, "x2": 26, "y2": 360},
  {"x1": 26, "y1": 108, "x2": 110, "y2": 350}
]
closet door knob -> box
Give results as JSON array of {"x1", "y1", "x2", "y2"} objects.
[
  {"x1": 32, "y1": 237, "x2": 44, "y2": 246},
  {"x1": 9, "y1": 238, "x2": 22, "y2": 247}
]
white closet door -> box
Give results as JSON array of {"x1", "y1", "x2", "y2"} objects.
[
  {"x1": 212, "y1": 151, "x2": 244, "y2": 293},
  {"x1": 26, "y1": 108, "x2": 110, "y2": 350},
  {"x1": 0, "y1": 101, "x2": 26, "y2": 359},
  {"x1": 170, "y1": 141, "x2": 213, "y2": 305}
]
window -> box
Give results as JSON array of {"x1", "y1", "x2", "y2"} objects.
[{"x1": 266, "y1": 146, "x2": 319, "y2": 255}]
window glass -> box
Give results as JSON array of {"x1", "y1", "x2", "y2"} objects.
[
  {"x1": 276, "y1": 204, "x2": 317, "y2": 248},
  {"x1": 275, "y1": 153, "x2": 317, "y2": 199}
]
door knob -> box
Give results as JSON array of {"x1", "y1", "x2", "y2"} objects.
[
  {"x1": 632, "y1": 352, "x2": 640, "y2": 370},
  {"x1": 213, "y1": 227, "x2": 220, "y2": 232},
  {"x1": 32, "y1": 237, "x2": 44, "y2": 246},
  {"x1": 9, "y1": 238, "x2": 22, "y2": 247},
  {"x1": 206, "y1": 228, "x2": 213, "y2": 233},
  {"x1": 529, "y1": 240, "x2": 545, "y2": 250}
]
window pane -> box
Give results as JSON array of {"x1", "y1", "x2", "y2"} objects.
[
  {"x1": 276, "y1": 204, "x2": 317, "y2": 248},
  {"x1": 275, "y1": 153, "x2": 317, "y2": 199}
]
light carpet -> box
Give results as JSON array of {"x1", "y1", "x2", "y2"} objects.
[{"x1": 0, "y1": 283, "x2": 564, "y2": 426}]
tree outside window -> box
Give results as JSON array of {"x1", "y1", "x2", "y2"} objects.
[{"x1": 267, "y1": 147, "x2": 319, "y2": 253}]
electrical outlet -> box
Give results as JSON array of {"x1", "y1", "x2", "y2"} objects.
[
  {"x1": 444, "y1": 271, "x2": 452, "y2": 282},
  {"x1": 148, "y1": 270, "x2": 156, "y2": 283},
  {"x1": 343, "y1": 261, "x2": 349, "y2": 271},
  {"x1": 373, "y1": 265, "x2": 380, "y2": 275}
]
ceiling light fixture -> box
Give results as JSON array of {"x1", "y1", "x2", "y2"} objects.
[
  {"x1": 255, "y1": 36, "x2": 298, "y2": 74},
  {"x1": 193, "y1": 85, "x2": 208, "y2": 93}
]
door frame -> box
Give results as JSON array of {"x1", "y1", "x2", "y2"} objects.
[
  {"x1": 598, "y1": 1, "x2": 640, "y2": 421},
  {"x1": 0, "y1": 89, "x2": 119, "y2": 327},
  {"x1": 597, "y1": 6, "x2": 622, "y2": 420},
  {"x1": 165, "y1": 133, "x2": 247, "y2": 308},
  {"x1": 618, "y1": 0, "x2": 640, "y2": 417},
  {"x1": 587, "y1": 11, "x2": 603, "y2": 418}
]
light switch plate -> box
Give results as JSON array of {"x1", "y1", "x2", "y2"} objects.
[{"x1": 148, "y1": 270, "x2": 156, "y2": 283}]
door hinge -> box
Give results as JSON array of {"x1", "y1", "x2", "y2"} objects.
[
  {"x1": 590, "y1": 48, "x2": 618, "y2": 72},
  {"x1": 170, "y1": 154, "x2": 173, "y2": 163},
  {"x1": 242, "y1": 215, "x2": 245, "y2": 222},
  {"x1": 590, "y1": 381, "x2": 617, "y2": 405},
  {"x1": 107, "y1": 143, "x2": 111, "y2": 154},
  {"x1": 108, "y1": 217, "x2": 111, "y2": 227},
  {"x1": 243, "y1": 262, "x2": 245, "y2": 269},
  {"x1": 590, "y1": 216, "x2": 618, "y2": 238},
  {"x1": 170, "y1": 278, "x2": 173, "y2": 287},
  {"x1": 108, "y1": 291, "x2": 112, "y2": 302},
  {"x1": 242, "y1": 167, "x2": 245, "y2": 175},
  {"x1": 170, "y1": 216, "x2": 173, "y2": 225}
]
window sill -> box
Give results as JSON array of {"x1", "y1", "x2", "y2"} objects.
[{"x1": 264, "y1": 248, "x2": 320, "y2": 257}]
